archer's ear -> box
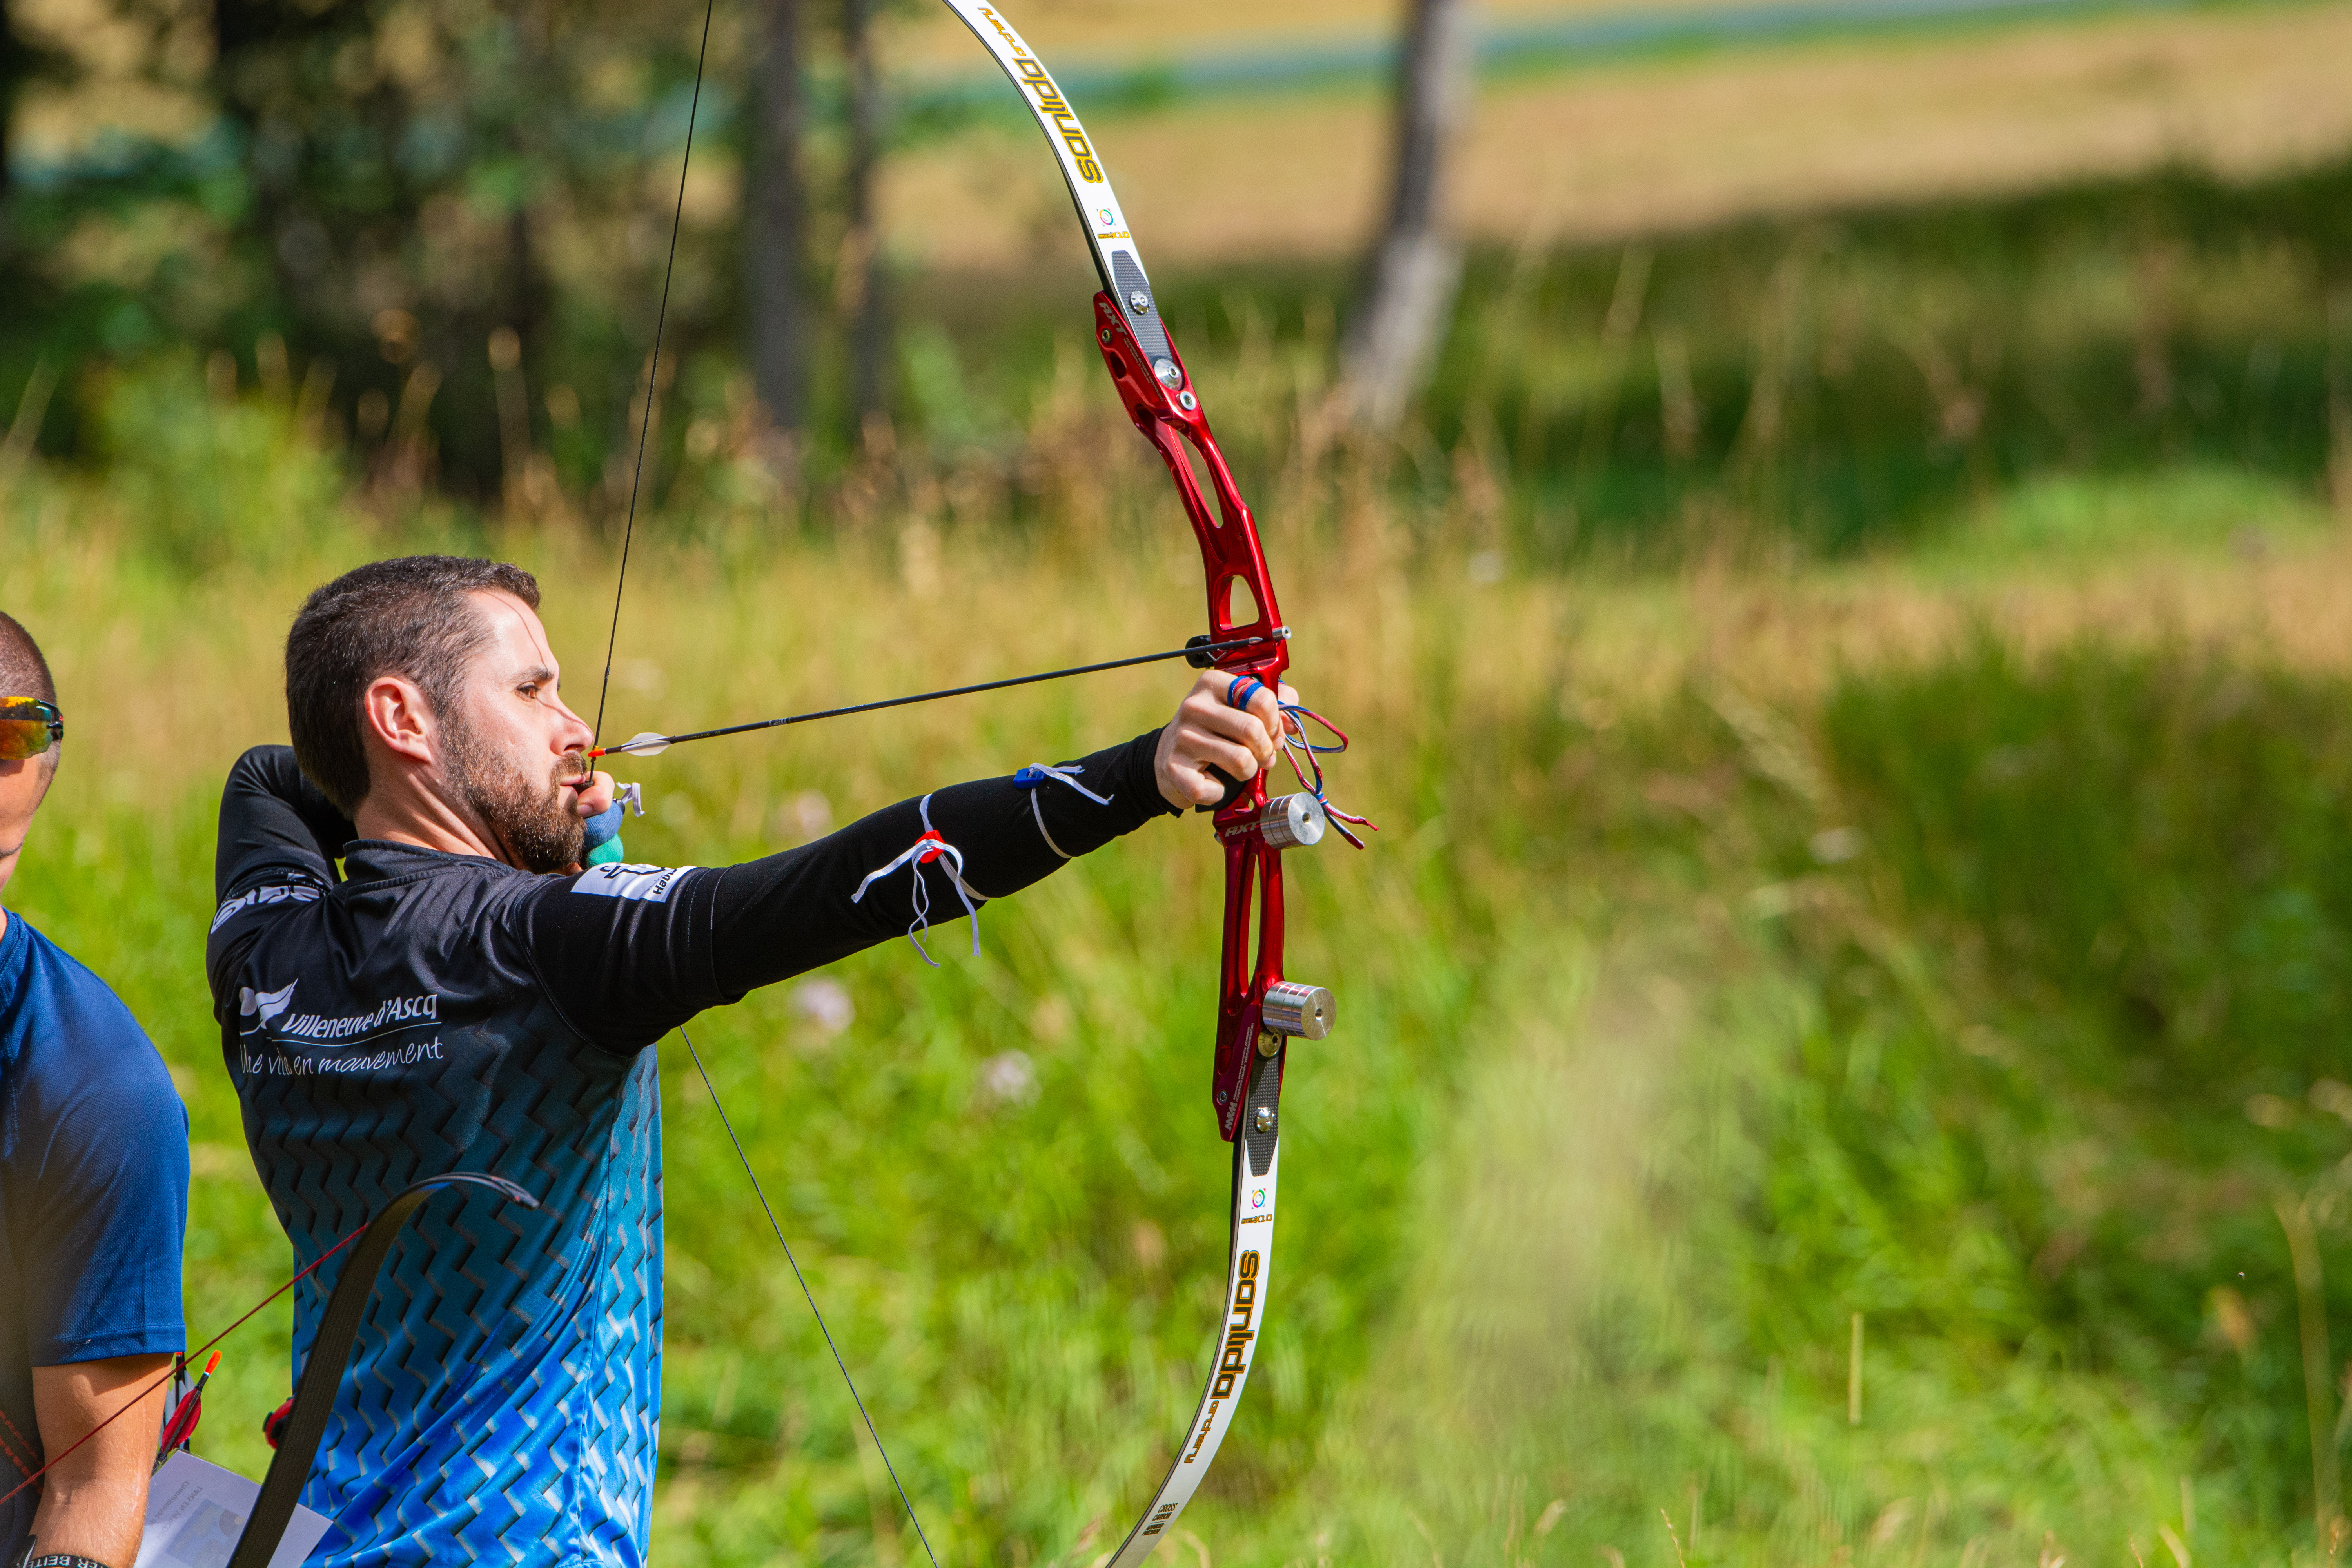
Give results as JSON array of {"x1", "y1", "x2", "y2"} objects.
[{"x1": 359, "y1": 673, "x2": 438, "y2": 771}]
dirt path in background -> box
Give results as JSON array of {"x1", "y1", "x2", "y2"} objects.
[
  {"x1": 884, "y1": 0, "x2": 1650, "y2": 73},
  {"x1": 22, "y1": 0, "x2": 2349, "y2": 282},
  {"x1": 884, "y1": 0, "x2": 2352, "y2": 272}
]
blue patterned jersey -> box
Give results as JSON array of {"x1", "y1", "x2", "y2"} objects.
[{"x1": 205, "y1": 741, "x2": 1169, "y2": 1567}]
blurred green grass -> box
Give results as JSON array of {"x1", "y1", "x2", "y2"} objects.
[
  {"x1": 16, "y1": 465, "x2": 2352, "y2": 1566},
  {"x1": 9, "y1": 148, "x2": 2352, "y2": 1564}
]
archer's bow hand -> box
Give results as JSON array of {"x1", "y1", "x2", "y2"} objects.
[{"x1": 1154, "y1": 670, "x2": 1295, "y2": 811}]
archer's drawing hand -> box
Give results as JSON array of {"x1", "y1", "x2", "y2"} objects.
[
  {"x1": 1156, "y1": 670, "x2": 1294, "y2": 810},
  {"x1": 568, "y1": 768, "x2": 617, "y2": 820}
]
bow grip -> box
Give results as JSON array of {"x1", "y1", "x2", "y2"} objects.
[{"x1": 1192, "y1": 767, "x2": 1248, "y2": 815}]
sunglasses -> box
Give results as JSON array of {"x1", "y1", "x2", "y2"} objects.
[{"x1": 0, "y1": 697, "x2": 62, "y2": 762}]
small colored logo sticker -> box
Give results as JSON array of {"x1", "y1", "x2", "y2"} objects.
[
  {"x1": 1099, "y1": 207, "x2": 1115, "y2": 225},
  {"x1": 1251, "y1": 1188, "x2": 1267, "y2": 1209}
]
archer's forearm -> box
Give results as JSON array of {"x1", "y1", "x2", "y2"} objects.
[
  {"x1": 513, "y1": 731, "x2": 1178, "y2": 1053},
  {"x1": 703, "y1": 729, "x2": 1176, "y2": 990},
  {"x1": 28, "y1": 1355, "x2": 174, "y2": 1568}
]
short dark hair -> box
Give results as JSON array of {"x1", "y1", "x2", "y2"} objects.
[
  {"x1": 0, "y1": 612, "x2": 59, "y2": 772},
  {"x1": 285, "y1": 556, "x2": 541, "y2": 813},
  {"x1": 0, "y1": 612, "x2": 56, "y2": 708}
]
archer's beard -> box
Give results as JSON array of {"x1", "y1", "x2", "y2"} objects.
[{"x1": 443, "y1": 717, "x2": 584, "y2": 875}]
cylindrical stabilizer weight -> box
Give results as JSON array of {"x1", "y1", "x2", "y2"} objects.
[
  {"x1": 1260, "y1": 980, "x2": 1335, "y2": 1040},
  {"x1": 1255, "y1": 793, "x2": 1327, "y2": 850}
]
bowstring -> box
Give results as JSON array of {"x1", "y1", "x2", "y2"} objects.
[
  {"x1": 590, "y1": 0, "x2": 716, "y2": 749},
  {"x1": 679, "y1": 1027, "x2": 942, "y2": 1568},
  {"x1": 597, "y1": 16, "x2": 938, "y2": 1561}
]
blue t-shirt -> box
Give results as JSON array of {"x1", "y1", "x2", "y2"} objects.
[{"x1": 0, "y1": 909, "x2": 190, "y2": 1562}]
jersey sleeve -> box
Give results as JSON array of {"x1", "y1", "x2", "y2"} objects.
[
  {"x1": 514, "y1": 730, "x2": 1177, "y2": 1054},
  {"x1": 709, "y1": 727, "x2": 1174, "y2": 993},
  {"x1": 213, "y1": 745, "x2": 351, "y2": 900},
  {"x1": 9, "y1": 1022, "x2": 189, "y2": 1365},
  {"x1": 208, "y1": 746, "x2": 351, "y2": 1014}
]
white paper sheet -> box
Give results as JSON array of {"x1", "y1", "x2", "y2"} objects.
[{"x1": 133, "y1": 1451, "x2": 332, "y2": 1568}]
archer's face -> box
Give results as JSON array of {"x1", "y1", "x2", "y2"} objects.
[
  {"x1": 442, "y1": 590, "x2": 594, "y2": 874},
  {"x1": 0, "y1": 750, "x2": 54, "y2": 904}
]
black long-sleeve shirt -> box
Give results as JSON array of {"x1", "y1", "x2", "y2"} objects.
[
  {"x1": 201, "y1": 737, "x2": 1174, "y2": 1568},
  {"x1": 210, "y1": 737, "x2": 1174, "y2": 1050}
]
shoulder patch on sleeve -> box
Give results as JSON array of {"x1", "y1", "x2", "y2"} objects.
[
  {"x1": 570, "y1": 863, "x2": 699, "y2": 903},
  {"x1": 210, "y1": 880, "x2": 326, "y2": 933}
]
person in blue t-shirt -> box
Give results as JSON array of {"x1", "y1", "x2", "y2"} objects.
[{"x1": 0, "y1": 612, "x2": 190, "y2": 1568}]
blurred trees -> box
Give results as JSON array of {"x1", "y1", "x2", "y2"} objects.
[
  {"x1": 0, "y1": 0, "x2": 1491, "y2": 500},
  {"x1": 207, "y1": 0, "x2": 547, "y2": 490},
  {"x1": 0, "y1": 0, "x2": 797, "y2": 499},
  {"x1": 6, "y1": 0, "x2": 2338, "y2": 546}
]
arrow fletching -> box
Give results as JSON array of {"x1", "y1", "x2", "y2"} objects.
[{"x1": 611, "y1": 732, "x2": 671, "y2": 757}]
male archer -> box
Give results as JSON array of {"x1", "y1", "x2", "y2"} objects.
[{"x1": 207, "y1": 555, "x2": 1288, "y2": 1567}]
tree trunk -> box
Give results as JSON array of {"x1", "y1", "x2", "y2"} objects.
[
  {"x1": 1340, "y1": 0, "x2": 1470, "y2": 432},
  {"x1": 0, "y1": 0, "x2": 29, "y2": 249},
  {"x1": 748, "y1": 0, "x2": 806, "y2": 439},
  {"x1": 0, "y1": 0, "x2": 73, "y2": 256},
  {"x1": 494, "y1": 4, "x2": 553, "y2": 359},
  {"x1": 842, "y1": 0, "x2": 887, "y2": 436}
]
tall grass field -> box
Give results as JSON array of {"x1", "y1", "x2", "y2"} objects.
[{"x1": 9, "y1": 150, "x2": 2352, "y2": 1565}]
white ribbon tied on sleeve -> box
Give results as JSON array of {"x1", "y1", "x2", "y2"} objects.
[{"x1": 851, "y1": 794, "x2": 987, "y2": 965}]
